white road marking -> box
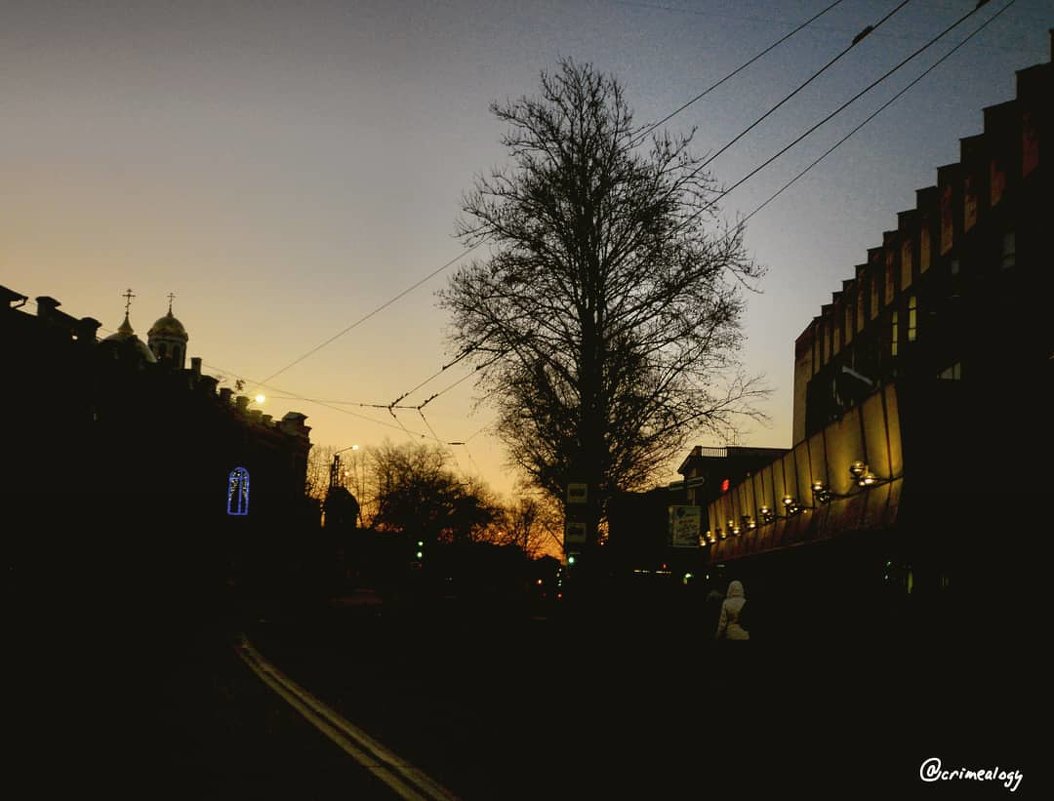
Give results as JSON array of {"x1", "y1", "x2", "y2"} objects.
[{"x1": 235, "y1": 635, "x2": 461, "y2": 801}]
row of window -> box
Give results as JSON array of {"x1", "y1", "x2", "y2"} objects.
[{"x1": 810, "y1": 228, "x2": 1016, "y2": 375}]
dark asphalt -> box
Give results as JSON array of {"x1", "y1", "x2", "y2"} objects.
[{"x1": 11, "y1": 594, "x2": 1038, "y2": 799}]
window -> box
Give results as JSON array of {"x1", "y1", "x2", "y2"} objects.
[
  {"x1": 907, "y1": 295, "x2": 917, "y2": 343},
  {"x1": 890, "y1": 311, "x2": 899, "y2": 357},
  {"x1": 227, "y1": 467, "x2": 251, "y2": 516},
  {"x1": 938, "y1": 363, "x2": 962, "y2": 380},
  {"x1": 1001, "y1": 231, "x2": 1016, "y2": 270},
  {"x1": 920, "y1": 226, "x2": 931, "y2": 273}
]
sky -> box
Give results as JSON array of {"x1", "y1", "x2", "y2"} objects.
[{"x1": 2, "y1": 0, "x2": 1050, "y2": 501}]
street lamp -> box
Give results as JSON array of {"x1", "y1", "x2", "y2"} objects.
[{"x1": 330, "y1": 444, "x2": 359, "y2": 489}]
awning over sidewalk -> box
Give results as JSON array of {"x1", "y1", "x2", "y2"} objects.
[{"x1": 704, "y1": 384, "x2": 904, "y2": 562}]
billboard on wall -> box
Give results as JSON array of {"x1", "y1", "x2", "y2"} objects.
[{"x1": 669, "y1": 505, "x2": 702, "y2": 548}]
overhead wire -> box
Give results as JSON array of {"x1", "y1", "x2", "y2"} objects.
[
  {"x1": 673, "y1": 0, "x2": 1005, "y2": 235},
  {"x1": 676, "y1": 0, "x2": 915, "y2": 181},
  {"x1": 742, "y1": 0, "x2": 1018, "y2": 224},
  {"x1": 256, "y1": 244, "x2": 479, "y2": 387},
  {"x1": 632, "y1": 0, "x2": 849, "y2": 145}
]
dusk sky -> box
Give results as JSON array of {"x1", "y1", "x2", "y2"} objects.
[{"x1": 3, "y1": 0, "x2": 1049, "y2": 500}]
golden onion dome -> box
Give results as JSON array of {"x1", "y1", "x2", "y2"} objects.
[{"x1": 148, "y1": 311, "x2": 187, "y2": 340}]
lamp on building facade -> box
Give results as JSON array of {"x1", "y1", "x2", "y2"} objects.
[{"x1": 811, "y1": 480, "x2": 832, "y2": 504}]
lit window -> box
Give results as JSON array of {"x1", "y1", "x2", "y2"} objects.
[
  {"x1": 227, "y1": 467, "x2": 251, "y2": 516},
  {"x1": 1001, "y1": 231, "x2": 1016, "y2": 270},
  {"x1": 938, "y1": 363, "x2": 962, "y2": 380},
  {"x1": 891, "y1": 311, "x2": 899, "y2": 357},
  {"x1": 907, "y1": 295, "x2": 917, "y2": 342}
]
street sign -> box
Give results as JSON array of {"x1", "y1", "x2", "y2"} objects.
[
  {"x1": 669, "y1": 505, "x2": 702, "y2": 548},
  {"x1": 565, "y1": 520, "x2": 587, "y2": 545},
  {"x1": 566, "y1": 482, "x2": 588, "y2": 504}
]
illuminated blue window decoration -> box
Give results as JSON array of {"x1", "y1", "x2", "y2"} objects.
[{"x1": 227, "y1": 467, "x2": 251, "y2": 516}]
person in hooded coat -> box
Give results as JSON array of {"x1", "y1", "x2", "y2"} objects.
[{"x1": 715, "y1": 579, "x2": 750, "y2": 641}]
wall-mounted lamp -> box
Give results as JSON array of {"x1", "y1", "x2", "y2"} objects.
[
  {"x1": 849, "y1": 461, "x2": 882, "y2": 487},
  {"x1": 782, "y1": 494, "x2": 803, "y2": 515},
  {"x1": 759, "y1": 505, "x2": 775, "y2": 524},
  {"x1": 811, "y1": 480, "x2": 832, "y2": 504},
  {"x1": 741, "y1": 514, "x2": 756, "y2": 530}
]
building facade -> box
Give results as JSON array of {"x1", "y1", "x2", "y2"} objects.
[{"x1": 688, "y1": 38, "x2": 1051, "y2": 633}]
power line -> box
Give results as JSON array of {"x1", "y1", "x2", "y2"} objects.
[
  {"x1": 676, "y1": 0, "x2": 1002, "y2": 233},
  {"x1": 683, "y1": 0, "x2": 915, "y2": 180},
  {"x1": 256, "y1": 244, "x2": 479, "y2": 387},
  {"x1": 200, "y1": 360, "x2": 439, "y2": 440},
  {"x1": 742, "y1": 0, "x2": 1018, "y2": 224},
  {"x1": 633, "y1": 0, "x2": 849, "y2": 145}
]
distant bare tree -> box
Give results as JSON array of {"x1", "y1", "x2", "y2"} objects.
[
  {"x1": 368, "y1": 440, "x2": 498, "y2": 544},
  {"x1": 306, "y1": 444, "x2": 338, "y2": 503},
  {"x1": 440, "y1": 59, "x2": 769, "y2": 539},
  {"x1": 486, "y1": 494, "x2": 563, "y2": 559}
]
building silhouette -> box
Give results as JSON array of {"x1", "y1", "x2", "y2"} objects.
[{"x1": 2, "y1": 287, "x2": 317, "y2": 640}]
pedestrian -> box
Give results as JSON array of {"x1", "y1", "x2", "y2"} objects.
[
  {"x1": 704, "y1": 585, "x2": 725, "y2": 634},
  {"x1": 715, "y1": 579, "x2": 750, "y2": 641}
]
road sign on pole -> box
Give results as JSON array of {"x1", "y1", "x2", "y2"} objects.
[
  {"x1": 566, "y1": 482, "x2": 588, "y2": 504},
  {"x1": 565, "y1": 520, "x2": 587, "y2": 546}
]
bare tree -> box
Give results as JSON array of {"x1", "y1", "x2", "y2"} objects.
[
  {"x1": 486, "y1": 494, "x2": 564, "y2": 560},
  {"x1": 305, "y1": 444, "x2": 339, "y2": 503},
  {"x1": 367, "y1": 440, "x2": 498, "y2": 544},
  {"x1": 439, "y1": 59, "x2": 768, "y2": 537}
]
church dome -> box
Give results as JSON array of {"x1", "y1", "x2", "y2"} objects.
[
  {"x1": 100, "y1": 313, "x2": 157, "y2": 364},
  {"x1": 148, "y1": 311, "x2": 187, "y2": 341},
  {"x1": 147, "y1": 296, "x2": 189, "y2": 367}
]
